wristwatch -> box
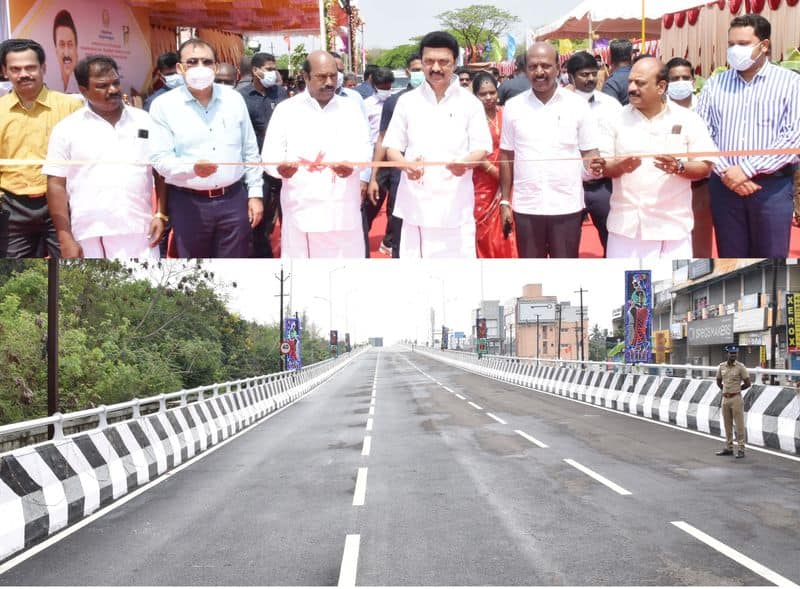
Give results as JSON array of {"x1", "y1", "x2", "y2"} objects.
[
  {"x1": 153, "y1": 212, "x2": 169, "y2": 222},
  {"x1": 675, "y1": 159, "x2": 686, "y2": 175}
]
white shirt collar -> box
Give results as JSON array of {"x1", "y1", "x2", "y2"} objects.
[{"x1": 420, "y1": 74, "x2": 461, "y2": 103}]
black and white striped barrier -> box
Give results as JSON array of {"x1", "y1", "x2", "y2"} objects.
[
  {"x1": 415, "y1": 349, "x2": 800, "y2": 456},
  {"x1": 0, "y1": 348, "x2": 367, "y2": 563}
]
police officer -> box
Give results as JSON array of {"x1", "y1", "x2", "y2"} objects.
[{"x1": 715, "y1": 345, "x2": 751, "y2": 458}]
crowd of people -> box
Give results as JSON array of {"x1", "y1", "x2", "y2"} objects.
[{"x1": 0, "y1": 12, "x2": 798, "y2": 259}]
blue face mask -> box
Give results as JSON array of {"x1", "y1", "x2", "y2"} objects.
[
  {"x1": 163, "y1": 73, "x2": 184, "y2": 89},
  {"x1": 409, "y1": 71, "x2": 424, "y2": 88}
]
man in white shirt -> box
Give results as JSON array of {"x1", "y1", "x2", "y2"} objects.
[
  {"x1": 500, "y1": 42, "x2": 601, "y2": 258},
  {"x1": 566, "y1": 50, "x2": 622, "y2": 257},
  {"x1": 262, "y1": 50, "x2": 371, "y2": 258},
  {"x1": 590, "y1": 56, "x2": 716, "y2": 259},
  {"x1": 383, "y1": 31, "x2": 491, "y2": 258},
  {"x1": 666, "y1": 56, "x2": 712, "y2": 257},
  {"x1": 45, "y1": 55, "x2": 165, "y2": 258},
  {"x1": 149, "y1": 38, "x2": 263, "y2": 258}
]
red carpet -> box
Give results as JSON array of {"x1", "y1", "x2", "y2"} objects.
[{"x1": 270, "y1": 202, "x2": 800, "y2": 259}]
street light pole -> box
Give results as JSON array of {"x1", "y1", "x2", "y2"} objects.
[
  {"x1": 556, "y1": 303, "x2": 562, "y2": 360},
  {"x1": 574, "y1": 286, "x2": 588, "y2": 361},
  {"x1": 536, "y1": 313, "x2": 540, "y2": 365}
]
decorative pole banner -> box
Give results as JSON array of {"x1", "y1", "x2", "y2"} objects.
[
  {"x1": 284, "y1": 317, "x2": 302, "y2": 371},
  {"x1": 787, "y1": 293, "x2": 800, "y2": 353},
  {"x1": 625, "y1": 270, "x2": 652, "y2": 364}
]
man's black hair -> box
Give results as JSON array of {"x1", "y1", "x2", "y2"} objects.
[
  {"x1": 609, "y1": 39, "x2": 633, "y2": 65},
  {"x1": 156, "y1": 52, "x2": 179, "y2": 72},
  {"x1": 373, "y1": 67, "x2": 394, "y2": 85},
  {"x1": 1, "y1": 39, "x2": 46, "y2": 67},
  {"x1": 419, "y1": 31, "x2": 459, "y2": 61},
  {"x1": 665, "y1": 57, "x2": 693, "y2": 73},
  {"x1": 730, "y1": 13, "x2": 771, "y2": 41},
  {"x1": 566, "y1": 51, "x2": 598, "y2": 76},
  {"x1": 251, "y1": 52, "x2": 276, "y2": 69},
  {"x1": 74, "y1": 55, "x2": 118, "y2": 88}
]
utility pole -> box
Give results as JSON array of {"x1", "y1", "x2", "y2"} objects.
[
  {"x1": 536, "y1": 313, "x2": 540, "y2": 365},
  {"x1": 47, "y1": 259, "x2": 59, "y2": 440},
  {"x1": 556, "y1": 303, "x2": 562, "y2": 360},
  {"x1": 770, "y1": 259, "x2": 779, "y2": 384},
  {"x1": 574, "y1": 287, "x2": 588, "y2": 362},
  {"x1": 275, "y1": 266, "x2": 290, "y2": 371}
]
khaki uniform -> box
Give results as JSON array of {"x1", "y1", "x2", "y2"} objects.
[{"x1": 716, "y1": 360, "x2": 749, "y2": 451}]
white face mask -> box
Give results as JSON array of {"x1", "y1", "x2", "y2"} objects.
[
  {"x1": 0, "y1": 81, "x2": 13, "y2": 95},
  {"x1": 184, "y1": 65, "x2": 215, "y2": 90},
  {"x1": 667, "y1": 79, "x2": 694, "y2": 101},
  {"x1": 336, "y1": 71, "x2": 344, "y2": 89},
  {"x1": 163, "y1": 73, "x2": 184, "y2": 89},
  {"x1": 560, "y1": 73, "x2": 570, "y2": 85},
  {"x1": 727, "y1": 43, "x2": 761, "y2": 72},
  {"x1": 375, "y1": 89, "x2": 392, "y2": 102},
  {"x1": 260, "y1": 69, "x2": 278, "y2": 86},
  {"x1": 573, "y1": 88, "x2": 594, "y2": 100},
  {"x1": 409, "y1": 71, "x2": 424, "y2": 88}
]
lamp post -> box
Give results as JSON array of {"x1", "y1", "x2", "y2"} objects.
[
  {"x1": 329, "y1": 265, "x2": 346, "y2": 336},
  {"x1": 47, "y1": 259, "x2": 59, "y2": 440},
  {"x1": 535, "y1": 313, "x2": 541, "y2": 365},
  {"x1": 337, "y1": 0, "x2": 356, "y2": 73}
]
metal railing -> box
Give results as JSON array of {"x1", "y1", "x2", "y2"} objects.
[
  {"x1": 0, "y1": 350, "x2": 359, "y2": 449},
  {"x1": 422, "y1": 348, "x2": 800, "y2": 387}
]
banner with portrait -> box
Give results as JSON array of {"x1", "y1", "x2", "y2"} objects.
[
  {"x1": 284, "y1": 317, "x2": 302, "y2": 371},
  {"x1": 624, "y1": 270, "x2": 652, "y2": 364},
  {"x1": 10, "y1": 0, "x2": 152, "y2": 94}
]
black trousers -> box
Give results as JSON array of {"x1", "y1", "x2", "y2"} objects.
[
  {"x1": 583, "y1": 179, "x2": 612, "y2": 257},
  {"x1": 252, "y1": 174, "x2": 281, "y2": 258},
  {"x1": 0, "y1": 192, "x2": 60, "y2": 258},
  {"x1": 513, "y1": 210, "x2": 583, "y2": 258}
]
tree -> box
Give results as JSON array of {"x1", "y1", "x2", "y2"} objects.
[
  {"x1": 436, "y1": 5, "x2": 519, "y2": 63},
  {"x1": 588, "y1": 324, "x2": 609, "y2": 361},
  {"x1": 374, "y1": 43, "x2": 419, "y2": 69},
  {"x1": 289, "y1": 43, "x2": 309, "y2": 75}
]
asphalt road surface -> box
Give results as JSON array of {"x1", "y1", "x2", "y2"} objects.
[{"x1": 1, "y1": 347, "x2": 798, "y2": 586}]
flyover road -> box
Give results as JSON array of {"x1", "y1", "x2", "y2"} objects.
[{"x1": 1, "y1": 348, "x2": 798, "y2": 586}]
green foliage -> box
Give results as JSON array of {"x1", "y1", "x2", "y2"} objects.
[
  {"x1": 374, "y1": 44, "x2": 419, "y2": 69},
  {"x1": 436, "y1": 4, "x2": 519, "y2": 63},
  {"x1": 276, "y1": 54, "x2": 290, "y2": 70},
  {"x1": 0, "y1": 261, "x2": 330, "y2": 425},
  {"x1": 289, "y1": 43, "x2": 309, "y2": 74},
  {"x1": 588, "y1": 324, "x2": 609, "y2": 361}
]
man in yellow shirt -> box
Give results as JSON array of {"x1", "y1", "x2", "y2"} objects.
[{"x1": 0, "y1": 39, "x2": 81, "y2": 257}]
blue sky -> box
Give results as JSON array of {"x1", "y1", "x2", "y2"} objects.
[{"x1": 357, "y1": 0, "x2": 584, "y2": 49}]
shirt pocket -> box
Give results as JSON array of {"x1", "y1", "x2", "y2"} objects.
[{"x1": 556, "y1": 119, "x2": 579, "y2": 148}]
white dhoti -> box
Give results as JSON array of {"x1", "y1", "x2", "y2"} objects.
[
  {"x1": 280, "y1": 215, "x2": 364, "y2": 259},
  {"x1": 79, "y1": 234, "x2": 160, "y2": 259},
  {"x1": 607, "y1": 232, "x2": 692, "y2": 260},
  {"x1": 399, "y1": 222, "x2": 477, "y2": 259}
]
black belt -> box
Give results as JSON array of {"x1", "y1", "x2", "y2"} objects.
[
  {"x1": 583, "y1": 178, "x2": 611, "y2": 188},
  {"x1": 752, "y1": 164, "x2": 797, "y2": 181},
  {"x1": 171, "y1": 179, "x2": 243, "y2": 198}
]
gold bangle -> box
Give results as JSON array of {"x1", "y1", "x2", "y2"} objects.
[{"x1": 153, "y1": 212, "x2": 169, "y2": 222}]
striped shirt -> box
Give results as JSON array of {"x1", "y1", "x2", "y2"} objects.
[{"x1": 696, "y1": 62, "x2": 800, "y2": 177}]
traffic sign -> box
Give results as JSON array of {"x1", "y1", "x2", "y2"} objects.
[{"x1": 280, "y1": 342, "x2": 291, "y2": 354}]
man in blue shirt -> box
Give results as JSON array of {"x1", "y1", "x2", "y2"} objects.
[
  {"x1": 354, "y1": 64, "x2": 378, "y2": 98},
  {"x1": 144, "y1": 52, "x2": 181, "y2": 112},
  {"x1": 150, "y1": 38, "x2": 263, "y2": 257},
  {"x1": 602, "y1": 39, "x2": 633, "y2": 105},
  {"x1": 238, "y1": 52, "x2": 289, "y2": 257}
]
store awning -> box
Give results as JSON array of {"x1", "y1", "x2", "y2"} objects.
[
  {"x1": 127, "y1": 0, "x2": 325, "y2": 33},
  {"x1": 532, "y1": 0, "x2": 707, "y2": 41}
]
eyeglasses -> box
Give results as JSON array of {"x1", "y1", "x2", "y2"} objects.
[
  {"x1": 183, "y1": 58, "x2": 215, "y2": 67},
  {"x1": 311, "y1": 73, "x2": 337, "y2": 82}
]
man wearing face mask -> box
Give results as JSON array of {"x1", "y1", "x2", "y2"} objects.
[
  {"x1": 696, "y1": 14, "x2": 800, "y2": 258},
  {"x1": 144, "y1": 52, "x2": 181, "y2": 112},
  {"x1": 330, "y1": 51, "x2": 367, "y2": 115},
  {"x1": 666, "y1": 57, "x2": 713, "y2": 258},
  {"x1": 367, "y1": 54, "x2": 424, "y2": 257},
  {"x1": 239, "y1": 52, "x2": 289, "y2": 257},
  {"x1": 149, "y1": 38, "x2": 263, "y2": 258},
  {"x1": 566, "y1": 51, "x2": 622, "y2": 257},
  {"x1": 360, "y1": 67, "x2": 394, "y2": 256},
  {"x1": 590, "y1": 56, "x2": 716, "y2": 259}
]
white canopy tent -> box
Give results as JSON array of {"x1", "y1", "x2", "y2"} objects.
[{"x1": 532, "y1": 0, "x2": 708, "y2": 41}]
